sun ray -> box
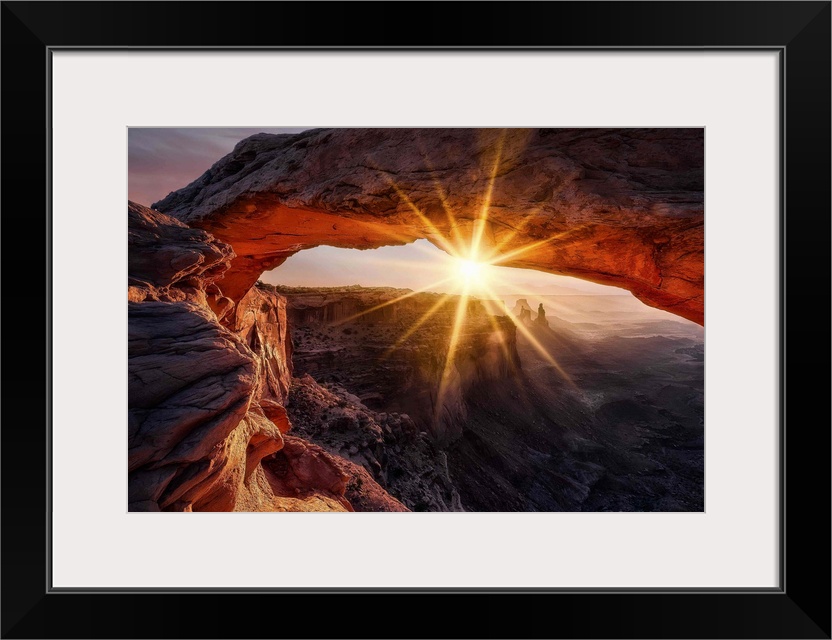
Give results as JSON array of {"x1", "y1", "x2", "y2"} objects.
[
  {"x1": 487, "y1": 224, "x2": 594, "y2": 269},
  {"x1": 378, "y1": 294, "x2": 453, "y2": 361},
  {"x1": 475, "y1": 278, "x2": 578, "y2": 389},
  {"x1": 506, "y1": 310, "x2": 578, "y2": 389},
  {"x1": 433, "y1": 285, "x2": 471, "y2": 425},
  {"x1": 470, "y1": 130, "x2": 507, "y2": 261},
  {"x1": 474, "y1": 294, "x2": 539, "y2": 411},
  {"x1": 332, "y1": 275, "x2": 457, "y2": 326},
  {"x1": 380, "y1": 176, "x2": 462, "y2": 259},
  {"x1": 432, "y1": 184, "x2": 465, "y2": 253},
  {"x1": 412, "y1": 138, "x2": 467, "y2": 255},
  {"x1": 488, "y1": 236, "x2": 559, "y2": 266},
  {"x1": 480, "y1": 305, "x2": 516, "y2": 367},
  {"x1": 478, "y1": 205, "x2": 545, "y2": 262},
  {"x1": 468, "y1": 133, "x2": 541, "y2": 261}
]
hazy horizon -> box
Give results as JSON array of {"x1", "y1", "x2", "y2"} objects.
[{"x1": 261, "y1": 239, "x2": 631, "y2": 298}]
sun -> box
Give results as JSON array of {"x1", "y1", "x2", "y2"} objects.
[
  {"x1": 458, "y1": 258, "x2": 481, "y2": 279},
  {"x1": 454, "y1": 257, "x2": 488, "y2": 290}
]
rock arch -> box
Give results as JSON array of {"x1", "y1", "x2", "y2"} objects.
[
  {"x1": 128, "y1": 128, "x2": 705, "y2": 513},
  {"x1": 154, "y1": 128, "x2": 704, "y2": 325}
]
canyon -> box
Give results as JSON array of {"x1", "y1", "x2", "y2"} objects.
[
  {"x1": 128, "y1": 127, "x2": 704, "y2": 512},
  {"x1": 282, "y1": 285, "x2": 704, "y2": 512},
  {"x1": 273, "y1": 284, "x2": 519, "y2": 444}
]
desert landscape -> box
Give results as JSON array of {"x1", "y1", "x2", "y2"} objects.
[{"x1": 128, "y1": 127, "x2": 704, "y2": 512}]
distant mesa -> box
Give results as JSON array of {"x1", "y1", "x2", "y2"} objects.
[
  {"x1": 512, "y1": 298, "x2": 533, "y2": 317},
  {"x1": 535, "y1": 303, "x2": 549, "y2": 329},
  {"x1": 511, "y1": 298, "x2": 550, "y2": 329},
  {"x1": 480, "y1": 298, "x2": 508, "y2": 316}
]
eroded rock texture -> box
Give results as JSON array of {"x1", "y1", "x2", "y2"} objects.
[
  {"x1": 128, "y1": 200, "x2": 234, "y2": 306},
  {"x1": 128, "y1": 300, "x2": 262, "y2": 510},
  {"x1": 130, "y1": 127, "x2": 704, "y2": 512},
  {"x1": 288, "y1": 375, "x2": 459, "y2": 511},
  {"x1": 231, "y1": 285, "x2": 293, "y2": 426},
  {"x1": 154, "y1": 128, "x2": 704, "y2": 324},
  {"x1": 127, "y1": 202, "x2": 403, "y2": 512}
]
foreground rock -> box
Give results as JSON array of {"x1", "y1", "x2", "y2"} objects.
[
  {"x1": 287, "y1": 375, "x2": 460, "y2": 511},
  {"x1": 128, "y1": 200, "x2": 234, "y2": 307},
  {"x1": 154, "y1": 128, "x2": 704, "y2": 323},
  {"x1": 127, "y1": 202, "x2": 404, "y2": 512},
  {"x1": 231, "y1": 285, "x2": 293, "y2": 426},
  {"x1": 128, "y1": 301, "x2": 266, "y2": 510}
]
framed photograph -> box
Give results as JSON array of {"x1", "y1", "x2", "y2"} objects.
[{"x1": 3, "y1": 1, "x2": 829, "y2": 638}]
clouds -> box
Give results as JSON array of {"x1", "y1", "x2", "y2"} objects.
[{"x1": 128, "y1": 127, "x2": 310, "y2": 206}]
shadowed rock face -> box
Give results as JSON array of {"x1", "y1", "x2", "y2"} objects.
[
  {"x1": 128, "y1": 200, "x2": 234, "y2": 306},
  {"x1": 275, "y1": 284, "x2": 520, "y2": 444},
  {"x1": 154, "y1": 128, "x2": 704, "y2": 324},
  {"x1": 280, "y1": 286, "x2": 704, "y2": 512},
  {"x1": 287, "y1": 374, "x2": 459, "y2": 512},
  {"x1": 128, "y1": 204, "x2": 287, "y2": 511}
]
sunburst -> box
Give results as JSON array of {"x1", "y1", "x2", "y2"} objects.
[
  {"x1": 455, "y1": 258, "x2": 484, "y2": 286},
  {"x1": 354, "y1": 131, "x2": 576, "y2": 429}
]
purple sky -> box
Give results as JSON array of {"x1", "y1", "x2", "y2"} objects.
[
  {"x1": 128, "y1": 128, "x2": 636, "y2": 298},
  {"x1": 128, "y1": 127, "x2": 310, "y2": 206}
]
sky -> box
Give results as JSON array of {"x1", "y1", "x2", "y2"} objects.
[
  {"x1": 128, "y1": 127, "x2": 310, "y2": 207},
  {"x1": 261, "y1": 240, "x2": 626, "y2": 296},
  {"x1": 129, "y1": 128, "x2": 628, "y2": 296}
]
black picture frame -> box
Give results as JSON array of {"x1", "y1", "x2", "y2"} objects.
[{"x1": 2, "y1": 2, "x2": 829, "y2": 638}]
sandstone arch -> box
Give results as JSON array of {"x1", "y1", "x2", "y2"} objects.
[
  {"x1": 154, "y1": 128, "x2": 704, "y2": 324},
  {"x1": 129, "y1": 128, "x2": 704, "y2": 512}
]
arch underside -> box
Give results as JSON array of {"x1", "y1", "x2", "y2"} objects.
[{"x1": 155, "y1": 128, "x2": 704, "y2": 324}]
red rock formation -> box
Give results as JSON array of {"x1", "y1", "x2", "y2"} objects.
[
  {"x1": 128, "y1": 202, "x2": 405, "y2": 512},
  {"x1": 128, "y1": 202, "x2": 281, "y2": 511},
  {"x1": 263, "y1": 435, "x2": 365, "y2": 511},
  {"x1": 128, "y1": 200, "x2": 234, "y2": 306},
  {"x1": 328, "y1": 455, "x2": 410, "y2": 512},
  {"x1": 154, "y1": 128, "x2": 704, "y2": 324},
  {"x1": 128, "y1": 300, "x2": 260, "y2": 509},
  {"x1": 129, "y1": 127, "x2": 705, "y2": 511},
  {"x1": 231, "y1": 285, "x2": 293, "y2": 427},
  {"x1": 535, "y1": 303, "x2": 549, "y2": 328}
]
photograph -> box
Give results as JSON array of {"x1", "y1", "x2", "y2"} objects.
[
  {"x1": 128, "y1": 127, "x2": 704, "y2": 513},
  {"x1": 6, "y1": 0, "x2": 824, "y2": 634}
]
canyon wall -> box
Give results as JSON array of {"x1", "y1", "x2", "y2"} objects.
[
  {"x1": 274, "y1": 284, "x2": 520, "y2": 444},
  {"x1": 154, "y1": 128, "x2": 704, "y2": 324}
]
